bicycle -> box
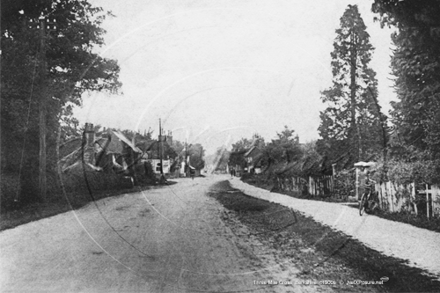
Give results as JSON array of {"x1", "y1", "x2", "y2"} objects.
[
  {"x1": 359, "y1": 180, "x2": 377, "y2": 216},
  {"x1": 359, "y1": 190, "x2": 369, "y2": 216}
]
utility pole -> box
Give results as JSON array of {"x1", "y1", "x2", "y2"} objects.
[
  {"x1": 34, "y1": 13, "x2": 56, "y2": 202},
  {"x1": 158, "y1": 119, "x2": 167, "y2": 184},
  {"x1": 36, "y1": 15, "x2": 56, "y2": 202},
  {"x1": 159, "y1": 119, "x2": 164, "y2": 176},
  {"x1": 38, "y1": 16, "x2": 47, "y2": 202},
  {"x1": 185, "y1": 141, "x2": 189, "y2": 177}
]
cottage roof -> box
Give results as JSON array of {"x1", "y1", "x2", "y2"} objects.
[
  {"x1": 244, "y1": 146, "x2": 263, "y2": 158},
  {"x1": 272, "y1": 154, "x2": 331, "y2": 177},
  {"x1": 58, "y1": 129, "x2": 143, "y2": 173},
  {"x1": 244, "y1": 146, "x2": 255, "y2": 157},
  {"x1": 110, "y1": 130, "x2": 143, "y2": 153}
]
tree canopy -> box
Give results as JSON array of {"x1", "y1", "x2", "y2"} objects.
[
  {"x1": 228, "y1": 134, "x2": 264, "y2": 169},
  {"x1": 188, "y1": 143, "x2": 205, "y2": 170},
  {"x1": 372, "y1": 0, "x2": 440, "y2": 160},
  {"x1": 318, "y1": 4, "x2": 386, "y2": 167},
  {"x1": 263, "y1": 126, "x2": 301, "y2": 165},
  {"x1": 1, "y1": 0, "x2": 121, "y2": 203}
]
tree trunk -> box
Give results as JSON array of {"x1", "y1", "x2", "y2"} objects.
[
  {"x1": 39, "y1": 18, "x2": 47, "y2": 202},
  {"x1": 369, "y1": 90, "x2": 388, "y2": 182},
  {"x1": 350, "y1": 31, "x2": 362, "y2": 161}
]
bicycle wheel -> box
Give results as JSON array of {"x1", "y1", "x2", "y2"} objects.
[{"x1": 359, "y1": 193, "x2": 367, "y2": 216}]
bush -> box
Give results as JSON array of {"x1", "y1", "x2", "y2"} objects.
[
  {"x1": 375, "y1": 159, "x2": 440, "y2": 185},
  {"x1": 59, "y1": 163, "x2": 127, "y2": 193},
  {"x1": 333, "y1": 169, "x2": 355, "y2": 200},
  {"x1": 134, "y1": 161, "x2": 156, "y2": 185},
  {"x1": 240, "y1": 172, "x2": 254, "y2": 181}
]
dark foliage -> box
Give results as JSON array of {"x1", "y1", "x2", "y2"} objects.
[
  {"x1": 1, "y1": 0, "x2": 121, "y2": 207},
  {"x1": 372, "y1": 0, "x2": 440, "y2": 160},
  {"x1": 318, "y1": 5, "x2": 387, "y2": 167}
]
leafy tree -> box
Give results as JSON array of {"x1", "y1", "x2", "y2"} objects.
[
  {"x1": 188, "y1": 143, "x2": 205, "y2": 170},
  {"x1": 1, "y1": 0, "x2": 121, "y2": 204},
  {"x1": 211, "y1": 147, "x2": 230, "y2": 172},
  {"x1": 170, "y1": 140, "x2": 185, "y2": 159},
  {"x1": 318, "y1": 4, "x2": 387, "y2": 166},
  {"x1": 263, "y1": 126, "x2": 301, "y2": 166},
  {"x1": 372, "y1": 0, "x2": 440, "y2": 160},
  {"x1": 228, "y1": 137, "x2": 253, "y2": 170},
  {"x1": 231, "y1": 137, "x2": 253, "y2": 152},
  {"x1": 228, "y1": 134, "x2": 264, "y2": 169}
]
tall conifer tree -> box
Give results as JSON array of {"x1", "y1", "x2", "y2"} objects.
[{"x1": 318, "y1": 5, "x2": 386, "y2": 166}]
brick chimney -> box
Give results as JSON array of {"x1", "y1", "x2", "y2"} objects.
[{"x1": 83, "y1": 123, "x2": 95, "y2": 164}]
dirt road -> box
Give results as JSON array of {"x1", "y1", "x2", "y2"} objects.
[
  {"x1": 230, "y1": 178, "x2": 440, "y2": 281},
  {"x1": 0, "y1": 175, "x2": 325, "y2": 293}
]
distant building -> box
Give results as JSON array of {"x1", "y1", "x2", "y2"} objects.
[
  {"x1": 59, "y1": 124, "x2": 143, "y2": 176},
  {"x1": 149, "y1": 159, "x2": 171, "y2": 175},
  {"x1": 94, "y1": 129, "x2": 143, "y2": 174},
  {"x1": 228, "y1": 149, "x2": 247, "y2": 176},
  {"x1": 244, "y1": 146, "x2": 263, "y2": 174},
  {"x1": 141, "y1": 133, "x2": 176, "y2": 176}
]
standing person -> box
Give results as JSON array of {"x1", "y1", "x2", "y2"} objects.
[
  {"x1": 358, "y1": 166, "x2": 367, "y2": 200},
  {"x1": 364, "y1": 171, "x2": 377, "y2": 210},
  {"x1": 190, "y1": 168, "x2": 195, "y2": 180},
  {"x1": 360, "y1": 170, "x2": 377, "y2": 213}
]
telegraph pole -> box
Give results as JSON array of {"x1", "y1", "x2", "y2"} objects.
[
  {"x1": 159, "y1": 118, "x2": 164, "y2": 176},
  {"x1": 35, "y1": 15, "x2": 56, "y2": 201},
  {"x1": 158, "y1": 119, "x2": 167, "y2": 184},
  {"x1": 39, "y1": 16, "x2": 47, "y2": 201},
  {"x1": 185, "y1": 141, "x2": 189, "y2": 177}
]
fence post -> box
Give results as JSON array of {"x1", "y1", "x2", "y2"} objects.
[
  {"x1": 411, "y1": 182, "x2": 417, "y2": 215},
  {"x1": 426, "y1": 184, "x2": 430, "y2": 219},
  {"x1": 388, "y1": 182, "x2": 394, "y2": 212},
  {"x1": 375, "y1": 182, "x2": 381, "y2": 209},
  {"x1": 382, "y1": 183, "x2": 387, "y2": 211},
  {"x1": 434, "y1": 185, "x2": 440, "y2": 218},
  {"x1": 331, "y1": 163, "x2": 336, "y2": 193}
]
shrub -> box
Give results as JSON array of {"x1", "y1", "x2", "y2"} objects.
[
  {"x1": 58, "y1": 163, "x2": 128, "y2": 194},
  {"x1": 333, "y1": 169, "x2": 355, "y2": 199},
  {"x1": 375, "y1": 159, "x2": 440, "y2": 185}
]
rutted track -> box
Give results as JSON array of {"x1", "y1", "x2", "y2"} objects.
[{"x1": 0, "y1": 176, "x2": 324, "y2": 293}]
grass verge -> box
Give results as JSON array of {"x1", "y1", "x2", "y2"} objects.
[
  {"x1": 209, "y1": 180, "x2": 440, "y2": 293},
  {"x1": 243, "y1": 176, "x2": 440, "y2": 233},
  {"x1": 0, "y1": 182, "x2": 176, "y2": 232}
]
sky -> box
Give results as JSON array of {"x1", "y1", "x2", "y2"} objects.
[{"x1": 73, "y1": 0, "x2": 395, "y2": 155}]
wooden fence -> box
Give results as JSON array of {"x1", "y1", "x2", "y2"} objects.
[
  {"x1": 375, "y1": 182, "x2": 440, "y2": 218},
  {"x1": 272, "y1": 173, "x2": 440, "y2": 218},
  {"x1": 309, "y1": 175, "x2": 334, "y2": 197},
  {"x1": 275, "y1": 176, "x2": 308, "y2": 195},
  {"x1": 275, "y1": 175, "x2": 334, "y2": 197}
]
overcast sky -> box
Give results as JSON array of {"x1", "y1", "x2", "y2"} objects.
[{"x1": 73, "y1": 0, "x2": 395, "y2": 155}]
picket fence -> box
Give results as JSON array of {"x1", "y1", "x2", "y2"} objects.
[
  {"x1": 275, "y1": 175, "x2": 334, "y2": 197},
  {"x1": 274, "y1": 174, "x2": 440, "y2": 218},
  {"x1": 308, "y1": 175, "x2": 334, "y2": 197},
  {"x1": 375, "y1": 182, "x2": 440, "y2": 219},
  {"x1": 275, "y1": 176, "x2": 308, "y2": 194}
]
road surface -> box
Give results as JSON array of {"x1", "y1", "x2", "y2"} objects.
[
  {"x1": 230, "y1": 178, "x2": 440, "y2": 281},
  {"x1": 0, "y1": 176, "x2": 326, "y2": 293}
]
